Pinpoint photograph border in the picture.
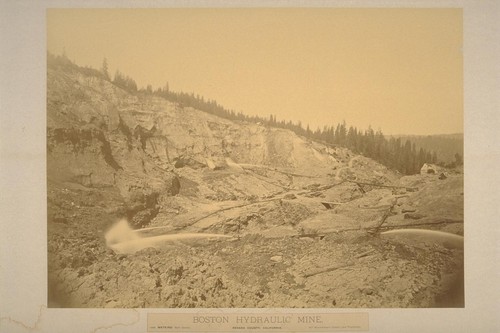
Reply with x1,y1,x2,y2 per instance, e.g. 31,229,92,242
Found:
1,0,498,332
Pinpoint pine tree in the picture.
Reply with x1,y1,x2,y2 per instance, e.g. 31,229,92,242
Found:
432,151,438,164
101,58,110,80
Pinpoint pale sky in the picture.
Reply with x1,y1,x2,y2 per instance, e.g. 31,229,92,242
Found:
47,8,463,135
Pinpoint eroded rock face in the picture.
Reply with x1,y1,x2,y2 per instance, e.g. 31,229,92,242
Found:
47,128,120,188
47,66,464,309
47,67,364,178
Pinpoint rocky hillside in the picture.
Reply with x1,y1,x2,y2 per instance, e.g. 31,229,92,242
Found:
47,65,464,308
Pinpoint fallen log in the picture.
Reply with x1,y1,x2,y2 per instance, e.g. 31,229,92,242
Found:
367,193,414,234
245,170,290,189
320,201,344,209
357,204,392,210
355,249,376,258
356,183,366,194
377,219,463,231
240,164,323,178
347,180,418,191
294,233,325,239
303,262,354,278
189,197,283,224
370,198,398,232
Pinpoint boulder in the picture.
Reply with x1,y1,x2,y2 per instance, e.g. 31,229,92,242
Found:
205,158,217,170
164,174,181,195
270,256,283,263
125,189,159,227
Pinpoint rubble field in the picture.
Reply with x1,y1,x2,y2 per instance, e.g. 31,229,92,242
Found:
47,66,464,308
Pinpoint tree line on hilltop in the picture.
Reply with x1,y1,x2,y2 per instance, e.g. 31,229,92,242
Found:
48,53,457,175
389,134,463,167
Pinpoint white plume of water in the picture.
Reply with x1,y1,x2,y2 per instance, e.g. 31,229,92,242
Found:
381,229,464,249
105,219,233,254
105,219,141,247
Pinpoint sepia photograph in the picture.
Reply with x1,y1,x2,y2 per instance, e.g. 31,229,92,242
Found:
45,8,465,309
2,1,499,332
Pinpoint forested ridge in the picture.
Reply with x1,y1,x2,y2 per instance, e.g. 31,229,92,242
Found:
388,134,463,166
48,53,462,175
